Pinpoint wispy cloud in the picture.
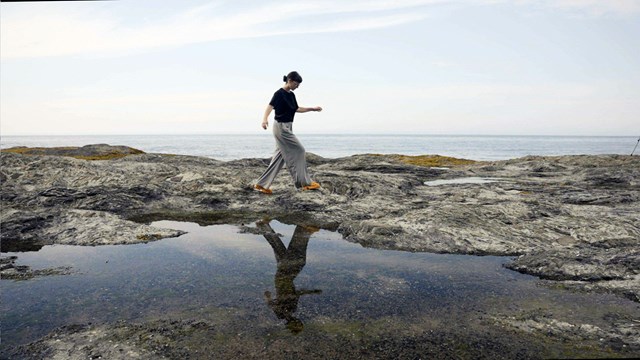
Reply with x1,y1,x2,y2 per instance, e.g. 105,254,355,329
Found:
0,0,437,59
1,0,638,59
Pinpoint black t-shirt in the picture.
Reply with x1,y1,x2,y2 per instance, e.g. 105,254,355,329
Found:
269,88,298,123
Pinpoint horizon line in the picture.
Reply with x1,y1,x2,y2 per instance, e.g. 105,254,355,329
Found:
1,133,638,138
0,132,640,142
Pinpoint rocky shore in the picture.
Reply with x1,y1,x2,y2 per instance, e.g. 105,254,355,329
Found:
2,144,638,300
1,144,639,358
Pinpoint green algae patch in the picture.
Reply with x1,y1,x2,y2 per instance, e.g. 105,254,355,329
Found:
1,145,145,161
393,154,477,167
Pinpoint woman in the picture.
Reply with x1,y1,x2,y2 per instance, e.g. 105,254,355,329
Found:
254,71,322,194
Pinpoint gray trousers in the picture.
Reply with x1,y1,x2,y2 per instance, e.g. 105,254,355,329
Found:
256,121,312,189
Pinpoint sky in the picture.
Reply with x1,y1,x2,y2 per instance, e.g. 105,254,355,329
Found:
1,0,639,136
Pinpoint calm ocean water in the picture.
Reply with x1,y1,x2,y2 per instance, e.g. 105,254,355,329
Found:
1,134,637,161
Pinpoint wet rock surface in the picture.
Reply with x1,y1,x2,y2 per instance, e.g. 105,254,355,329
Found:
0,144,144,160
5,314,635,360
1,146,638,300
1,145,639,358
0,255,72,280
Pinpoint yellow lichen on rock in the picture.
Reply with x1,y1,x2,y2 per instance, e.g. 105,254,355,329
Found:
393,154,477,167
1,145,144,161
71,153,142,161
1,147,76,155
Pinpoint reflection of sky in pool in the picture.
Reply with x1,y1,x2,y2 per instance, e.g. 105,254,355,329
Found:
2,220,638,352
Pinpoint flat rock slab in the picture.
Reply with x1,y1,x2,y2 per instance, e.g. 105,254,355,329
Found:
1,146,639,301
1,144,144,160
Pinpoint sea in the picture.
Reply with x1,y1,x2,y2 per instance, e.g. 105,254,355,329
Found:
1,134,638,161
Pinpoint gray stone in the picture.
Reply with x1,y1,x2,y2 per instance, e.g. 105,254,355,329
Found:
1,146,638,302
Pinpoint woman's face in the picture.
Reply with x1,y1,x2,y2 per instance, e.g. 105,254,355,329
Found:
288,80,300,91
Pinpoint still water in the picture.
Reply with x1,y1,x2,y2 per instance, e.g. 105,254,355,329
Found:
1,134,636,161
1,221,639,358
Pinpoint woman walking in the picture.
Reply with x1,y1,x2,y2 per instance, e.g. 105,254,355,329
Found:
254,71,322,194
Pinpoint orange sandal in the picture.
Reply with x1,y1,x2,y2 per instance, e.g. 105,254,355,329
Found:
302,182,321,191
254,184,273,195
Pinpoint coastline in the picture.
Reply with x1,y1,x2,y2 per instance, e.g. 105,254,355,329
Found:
2,134,637,162
2,144,638,299
1,144,639,358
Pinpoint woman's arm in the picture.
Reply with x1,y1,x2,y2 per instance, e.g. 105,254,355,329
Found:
296,106,323,113
261,105,274,129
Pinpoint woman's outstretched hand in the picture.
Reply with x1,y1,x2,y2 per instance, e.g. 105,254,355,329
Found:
313,106,323,112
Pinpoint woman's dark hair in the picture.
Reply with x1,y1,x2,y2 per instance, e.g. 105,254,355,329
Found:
283,71,302,83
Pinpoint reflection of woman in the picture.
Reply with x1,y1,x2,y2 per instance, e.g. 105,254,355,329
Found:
254,71,322,194
257,221,322,334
